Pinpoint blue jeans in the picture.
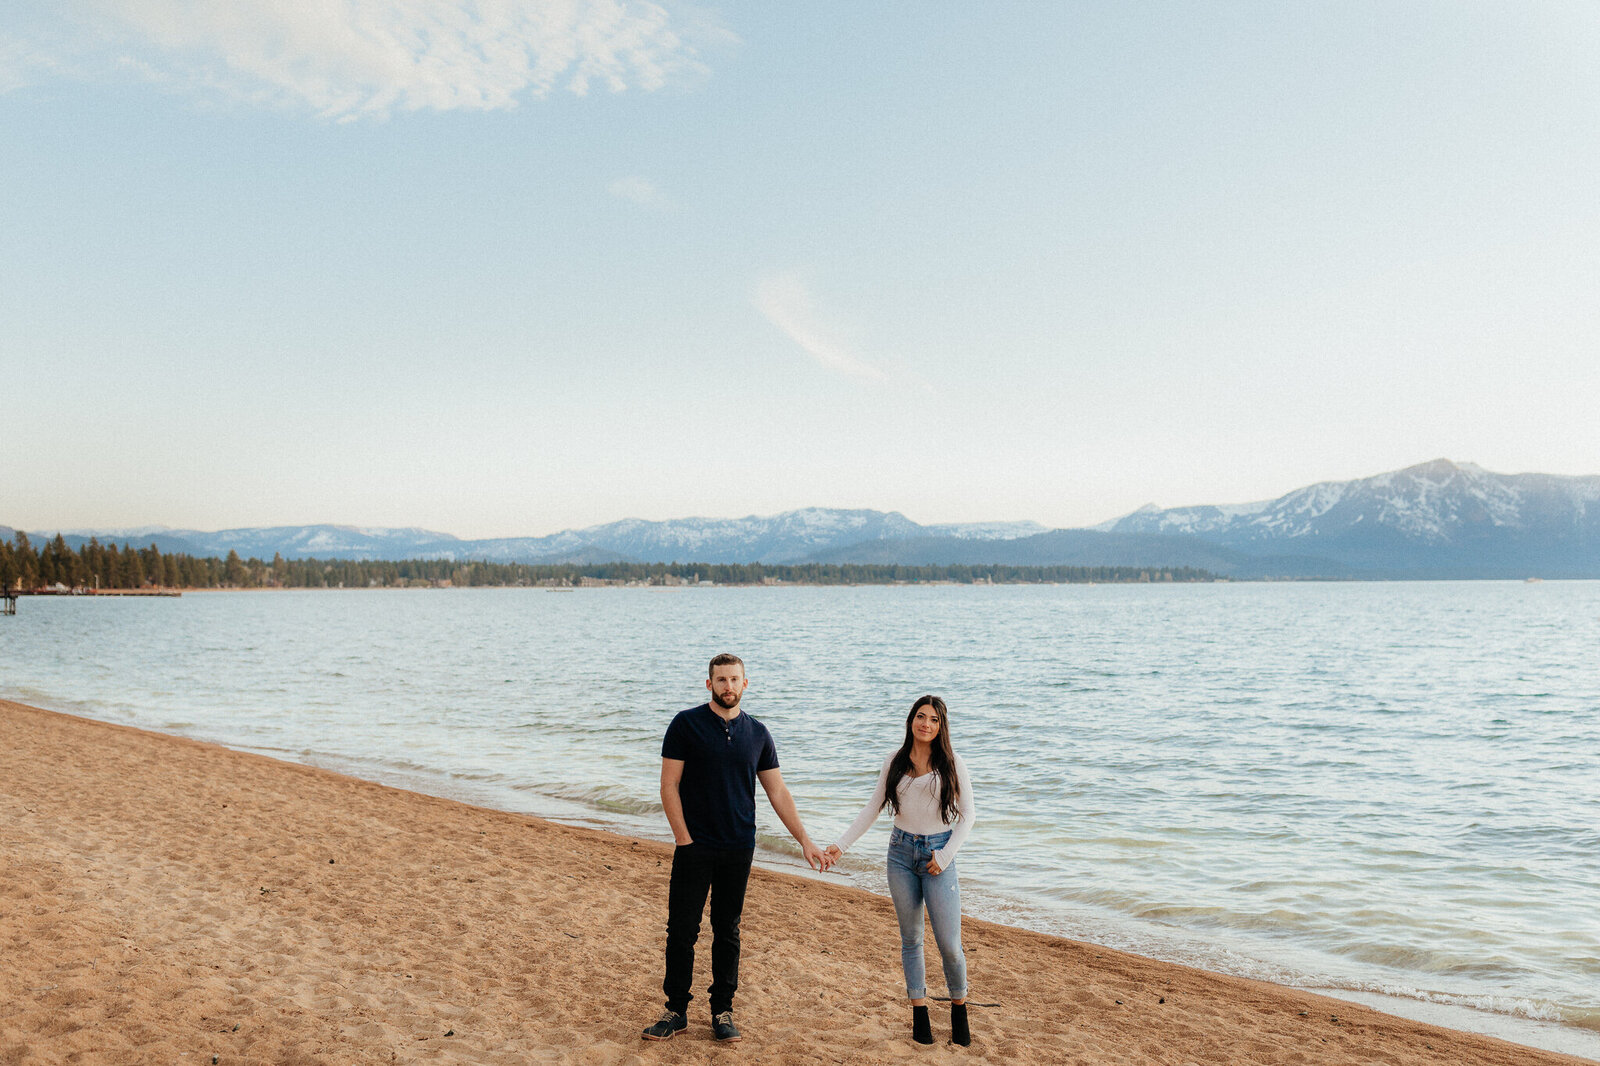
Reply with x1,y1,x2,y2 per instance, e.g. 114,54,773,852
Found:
886,827,967,1001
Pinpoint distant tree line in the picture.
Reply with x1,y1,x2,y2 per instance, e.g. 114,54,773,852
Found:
1,532,1214,591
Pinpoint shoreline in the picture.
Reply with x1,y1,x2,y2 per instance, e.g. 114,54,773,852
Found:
308,746,1600,1062
3,697,1594,1065
342,753,1600,1063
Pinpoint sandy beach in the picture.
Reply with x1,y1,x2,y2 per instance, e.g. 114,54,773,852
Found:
1,697,1588,1066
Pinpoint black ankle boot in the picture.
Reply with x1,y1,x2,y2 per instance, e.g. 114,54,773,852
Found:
912,1005,933,1044
950,1002,971,1046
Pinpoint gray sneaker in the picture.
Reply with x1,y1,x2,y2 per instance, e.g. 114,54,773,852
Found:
712,1011,742,1042
642,1009,687,1041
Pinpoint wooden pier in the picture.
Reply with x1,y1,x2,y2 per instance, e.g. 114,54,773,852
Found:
1,588,182,611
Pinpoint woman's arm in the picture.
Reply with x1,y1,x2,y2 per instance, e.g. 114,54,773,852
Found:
829,753,894,855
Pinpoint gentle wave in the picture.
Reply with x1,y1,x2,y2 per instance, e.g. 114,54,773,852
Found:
3,582,1598,1059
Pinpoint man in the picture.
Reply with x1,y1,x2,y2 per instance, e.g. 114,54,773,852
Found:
641,653,826,1043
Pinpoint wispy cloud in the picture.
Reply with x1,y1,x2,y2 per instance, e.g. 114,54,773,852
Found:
754,273,889,384
608,175,666,206
2,0,715,120
0,39,34,94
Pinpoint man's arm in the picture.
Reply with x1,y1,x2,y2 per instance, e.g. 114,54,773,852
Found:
661,757,692,845
757,767,825,871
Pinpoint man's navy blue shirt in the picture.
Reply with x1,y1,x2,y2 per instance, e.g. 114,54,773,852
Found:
662,703,778,850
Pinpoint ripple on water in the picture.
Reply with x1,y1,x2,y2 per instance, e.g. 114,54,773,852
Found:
3,582,1599,1055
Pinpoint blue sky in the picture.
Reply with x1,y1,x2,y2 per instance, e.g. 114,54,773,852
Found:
4,2,1598,538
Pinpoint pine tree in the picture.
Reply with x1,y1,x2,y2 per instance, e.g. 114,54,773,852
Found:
124,544,146,589
82,538,104,587
11,531,35,588
49,534,79,588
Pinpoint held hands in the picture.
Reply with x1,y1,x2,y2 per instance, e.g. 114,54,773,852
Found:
822,844,842,871
803,842,827,872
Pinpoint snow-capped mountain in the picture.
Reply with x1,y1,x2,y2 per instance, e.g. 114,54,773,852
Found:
363,509,933,564
39,510,1019,566
1099,459,1600,576
52,524,183,541
25,461,1600,576
199,525,465,558
924,520,1049,540
40,524,466,561
560,508,926,563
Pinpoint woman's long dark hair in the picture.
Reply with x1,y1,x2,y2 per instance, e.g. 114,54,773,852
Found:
882,694,961,825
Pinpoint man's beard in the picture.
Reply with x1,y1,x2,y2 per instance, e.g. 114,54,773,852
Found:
712,689,741,710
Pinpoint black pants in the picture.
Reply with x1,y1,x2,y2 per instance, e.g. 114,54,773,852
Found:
663,843,754,1016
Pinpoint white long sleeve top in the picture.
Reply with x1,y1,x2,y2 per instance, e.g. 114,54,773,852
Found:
831,752,975,870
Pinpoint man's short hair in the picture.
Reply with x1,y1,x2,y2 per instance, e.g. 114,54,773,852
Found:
708,653,745,678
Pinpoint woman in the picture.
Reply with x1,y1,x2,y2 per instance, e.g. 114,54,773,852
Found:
825,694,976,1046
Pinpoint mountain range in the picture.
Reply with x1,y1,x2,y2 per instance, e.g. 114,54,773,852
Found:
15,460,1600,579
1096,458,1600,578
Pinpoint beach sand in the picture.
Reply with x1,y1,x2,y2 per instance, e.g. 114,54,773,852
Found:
1,697,1587,1066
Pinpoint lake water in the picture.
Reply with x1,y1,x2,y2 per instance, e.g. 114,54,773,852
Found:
3,582,1597,1059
